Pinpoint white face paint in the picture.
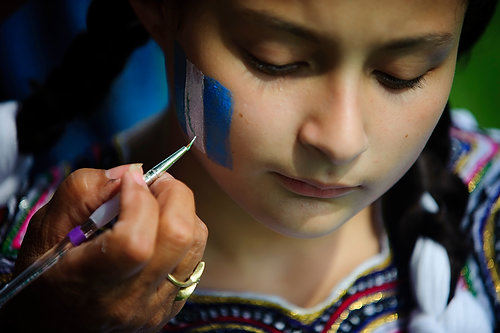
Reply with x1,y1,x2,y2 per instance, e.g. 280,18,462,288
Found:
174,44,235,169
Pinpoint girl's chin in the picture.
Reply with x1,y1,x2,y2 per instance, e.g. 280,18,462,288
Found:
254,210,352,239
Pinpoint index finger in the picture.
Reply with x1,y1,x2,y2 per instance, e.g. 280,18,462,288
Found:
19,165,133,262
59,168,160,280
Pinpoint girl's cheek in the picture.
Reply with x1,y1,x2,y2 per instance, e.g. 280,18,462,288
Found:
174,44,235,169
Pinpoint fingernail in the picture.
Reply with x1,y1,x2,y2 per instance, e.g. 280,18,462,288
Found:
105,165,129,180
129,163,146,187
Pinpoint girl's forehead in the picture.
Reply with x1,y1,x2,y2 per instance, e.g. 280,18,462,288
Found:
214,0,465,43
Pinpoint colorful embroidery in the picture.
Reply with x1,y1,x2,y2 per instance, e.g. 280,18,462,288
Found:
12,167,63,249
164,261,404,333
0,116,498,331
450,124,500,321
162,124,500,332
483,194,500,299
461,264,478,297
450,126,500,192
0,142,124,289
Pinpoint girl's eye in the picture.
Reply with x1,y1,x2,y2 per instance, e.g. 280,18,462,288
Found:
244,52,306,76
374,70,425,90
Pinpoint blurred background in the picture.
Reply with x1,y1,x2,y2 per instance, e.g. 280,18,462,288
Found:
0,0,498,163
0,0,167,163
450,7,500,128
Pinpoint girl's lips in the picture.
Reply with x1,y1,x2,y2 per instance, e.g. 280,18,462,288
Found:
274,173,359,199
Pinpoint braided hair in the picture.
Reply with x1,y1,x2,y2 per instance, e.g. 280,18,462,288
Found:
381,0,499,322
14,0,499,326
15,0,149,155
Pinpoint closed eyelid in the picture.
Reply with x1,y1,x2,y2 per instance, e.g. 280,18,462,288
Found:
369,39,455,77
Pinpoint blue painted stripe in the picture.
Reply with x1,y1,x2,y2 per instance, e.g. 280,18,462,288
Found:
203,76,233,168
174,44,187,134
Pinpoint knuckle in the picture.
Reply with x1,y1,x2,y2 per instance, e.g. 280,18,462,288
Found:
157,179,195,204
64,168,94,194
196,220,209,245
48,169,99,214
123,237,154,264
126,186,159,214
162,220,194,250
110,231,154,264
173,180,195,200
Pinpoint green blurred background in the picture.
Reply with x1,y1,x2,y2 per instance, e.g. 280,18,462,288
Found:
450,5,500,128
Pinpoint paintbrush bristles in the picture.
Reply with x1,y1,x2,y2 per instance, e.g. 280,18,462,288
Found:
187,136,197,150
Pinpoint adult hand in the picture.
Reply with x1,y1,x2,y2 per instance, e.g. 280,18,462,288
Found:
2,165,208,332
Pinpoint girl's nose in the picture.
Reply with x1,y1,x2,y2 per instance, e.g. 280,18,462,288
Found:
298,74,368,165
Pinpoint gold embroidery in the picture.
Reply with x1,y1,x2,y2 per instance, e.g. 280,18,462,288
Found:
450,131,490,193
192,324,268,333
468,163,489,193
483,195,500,298
191,254,393,325
326,290,396,332
454,154,469,175
360,313,399,333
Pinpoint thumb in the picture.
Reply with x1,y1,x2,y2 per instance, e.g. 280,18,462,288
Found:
19,165,139,261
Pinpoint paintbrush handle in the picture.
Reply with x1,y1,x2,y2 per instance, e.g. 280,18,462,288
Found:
0,237,73,308
0,139,195,308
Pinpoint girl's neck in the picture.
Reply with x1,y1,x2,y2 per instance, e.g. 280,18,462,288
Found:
126,110,383,308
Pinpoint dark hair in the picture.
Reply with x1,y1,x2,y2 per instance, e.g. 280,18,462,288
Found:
15,0,149,155
381,106,470,305
15,0,499,314
460,0,499,55
382,0,499,309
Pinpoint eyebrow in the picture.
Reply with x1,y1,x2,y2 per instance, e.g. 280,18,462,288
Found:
236,8,454,50
380,34,454,52
236,8,321,42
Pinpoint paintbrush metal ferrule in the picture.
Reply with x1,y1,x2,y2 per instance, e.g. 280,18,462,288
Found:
0,138,196,308
143,136,196,185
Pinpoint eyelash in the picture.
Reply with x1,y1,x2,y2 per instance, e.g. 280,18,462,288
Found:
374,71,425,90
244,52,305,76
245,52,426,90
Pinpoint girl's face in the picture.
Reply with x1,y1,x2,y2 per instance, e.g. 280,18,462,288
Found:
173,0,465,237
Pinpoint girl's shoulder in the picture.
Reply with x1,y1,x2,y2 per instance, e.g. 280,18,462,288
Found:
449,109,500,323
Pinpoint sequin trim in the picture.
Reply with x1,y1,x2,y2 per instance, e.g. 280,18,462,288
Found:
191,324,272,333
325,287,396,332
360,313,399,333
166,266,401,333
188,255,393,325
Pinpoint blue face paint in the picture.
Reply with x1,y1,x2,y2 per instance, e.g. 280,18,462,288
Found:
174,44,234,169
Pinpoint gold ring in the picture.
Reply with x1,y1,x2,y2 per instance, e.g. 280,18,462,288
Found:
175,282,198,301
167,262,205,301
167,262,205,288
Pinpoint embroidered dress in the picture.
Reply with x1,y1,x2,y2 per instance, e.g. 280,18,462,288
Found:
0,111,498,332
165,240,402,333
